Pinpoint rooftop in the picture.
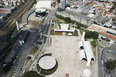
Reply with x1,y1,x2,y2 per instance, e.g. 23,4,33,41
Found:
100,32,116,40
39,56,56,70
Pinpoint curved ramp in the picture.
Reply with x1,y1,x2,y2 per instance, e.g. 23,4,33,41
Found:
21,8,35,26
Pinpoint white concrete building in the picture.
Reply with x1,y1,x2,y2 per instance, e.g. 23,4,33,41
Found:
54,24,75,32
35,1,52,9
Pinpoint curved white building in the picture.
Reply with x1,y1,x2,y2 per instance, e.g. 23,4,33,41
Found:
39,56,56,70
84,41,95,66
79,50,86,60
78,32,95,66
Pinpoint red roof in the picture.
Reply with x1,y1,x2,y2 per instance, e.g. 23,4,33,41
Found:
95,6,100,9
100,32,116,40
0,10,6,12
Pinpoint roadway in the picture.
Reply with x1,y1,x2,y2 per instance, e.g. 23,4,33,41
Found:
20,8,57,76
96,39,104,77
3,7,57,77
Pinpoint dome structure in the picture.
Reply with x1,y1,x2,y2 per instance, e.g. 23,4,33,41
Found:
39,56,56,70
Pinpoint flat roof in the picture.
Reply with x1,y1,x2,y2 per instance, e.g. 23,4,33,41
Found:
35,1,52,9
60,24,69,30
39,56,56,70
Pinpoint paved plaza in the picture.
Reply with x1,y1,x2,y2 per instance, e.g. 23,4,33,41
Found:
44,35,87,77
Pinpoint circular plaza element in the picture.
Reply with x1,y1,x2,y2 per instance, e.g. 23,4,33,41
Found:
83,69,91,77
39,56,56,70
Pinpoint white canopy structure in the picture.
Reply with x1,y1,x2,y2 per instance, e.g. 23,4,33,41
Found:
79,50,86,60
78,32,95,66
35,1,52,9
84,41,95,66
78,41,83,48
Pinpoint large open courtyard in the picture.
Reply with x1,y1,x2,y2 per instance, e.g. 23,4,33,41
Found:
44,35,87,77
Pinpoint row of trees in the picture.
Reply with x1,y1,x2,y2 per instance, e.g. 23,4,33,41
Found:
57,0,60,3
55,14,88,28
91,39,97,48
0,47,12,62
82,29,99,39
2,54,17,73
79,29,99,39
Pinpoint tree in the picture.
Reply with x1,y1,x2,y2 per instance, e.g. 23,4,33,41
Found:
66,4,70,7
85,31,99,39
91,39,97,48
57,0,60,3
105,59,116,70
2,62,12,73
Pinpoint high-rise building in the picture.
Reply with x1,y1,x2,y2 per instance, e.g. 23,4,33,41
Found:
61,0,66,10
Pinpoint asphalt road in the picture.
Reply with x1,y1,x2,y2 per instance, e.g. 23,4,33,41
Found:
96,40,104,77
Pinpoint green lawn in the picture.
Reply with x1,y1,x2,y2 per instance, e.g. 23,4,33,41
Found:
36,41,42,45
25,56,31,65
29,47,38,55
79,29,85,35
50,29,62,35
23,71,45,77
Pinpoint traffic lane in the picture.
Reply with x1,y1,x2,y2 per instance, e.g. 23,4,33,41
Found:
97,40,104,77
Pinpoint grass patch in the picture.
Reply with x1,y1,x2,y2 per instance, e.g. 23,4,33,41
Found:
36,41,42,45
91,40,97,58
28,20,40,26
79,29,85,35
23,71,45,77
25,56,31,65
29,47,38,55
72,30,78,36
50,29,62,35
51,24,54,29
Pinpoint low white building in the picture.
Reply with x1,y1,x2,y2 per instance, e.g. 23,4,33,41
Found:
54,24,75,33
35,1,52,9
